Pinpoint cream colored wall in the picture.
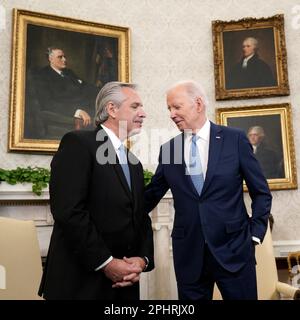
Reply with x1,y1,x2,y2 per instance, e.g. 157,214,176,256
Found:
1,0,300,241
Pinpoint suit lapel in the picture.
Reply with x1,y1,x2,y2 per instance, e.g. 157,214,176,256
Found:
128,154,139,210
95,126,133,200
113,145,133,201
113,160,133,200
201,122,223,196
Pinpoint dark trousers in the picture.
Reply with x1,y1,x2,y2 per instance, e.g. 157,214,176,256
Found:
177,244,257,300
83,279,140,300
43,275,140,300
110,282,140,300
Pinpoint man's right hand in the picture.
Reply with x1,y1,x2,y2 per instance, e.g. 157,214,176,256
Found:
103,258,142,284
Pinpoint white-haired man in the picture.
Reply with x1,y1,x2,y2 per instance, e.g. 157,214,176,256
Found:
227,37,276,89
247,126,283,179
145,80,272,300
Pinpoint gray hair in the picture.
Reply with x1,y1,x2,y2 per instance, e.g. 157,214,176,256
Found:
243,37,258,50
166,80,209,108
248,126,265,137
95,82,137,126
46,46,62,59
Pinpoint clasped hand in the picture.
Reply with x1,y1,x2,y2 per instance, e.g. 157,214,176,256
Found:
103,257,146,288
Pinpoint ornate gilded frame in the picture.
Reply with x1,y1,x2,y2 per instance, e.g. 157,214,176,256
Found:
216,103,297,191
212,14,289,100
9,9,130,153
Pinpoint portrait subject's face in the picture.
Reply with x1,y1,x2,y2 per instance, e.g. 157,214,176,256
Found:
247,130,263,146
115,87,146,137
49,49,67,71
242,39,256,58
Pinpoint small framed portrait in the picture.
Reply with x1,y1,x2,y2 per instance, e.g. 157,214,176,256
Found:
212,14,289,100
216,103,297,191
9,9,130,153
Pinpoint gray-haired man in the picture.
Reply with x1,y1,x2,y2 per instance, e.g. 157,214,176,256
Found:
39,82,154,300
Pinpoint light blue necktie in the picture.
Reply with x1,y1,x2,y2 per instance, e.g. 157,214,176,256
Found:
189,135,204,195
119,144,131,190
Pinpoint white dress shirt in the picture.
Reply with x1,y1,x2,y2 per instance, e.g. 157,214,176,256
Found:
252,144,257,154
102,125,123,159
242,53,254,68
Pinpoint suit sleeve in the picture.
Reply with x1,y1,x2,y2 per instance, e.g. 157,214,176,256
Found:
34,69,80,116
144,146,170,213
238,131,272,242
50,132,112,271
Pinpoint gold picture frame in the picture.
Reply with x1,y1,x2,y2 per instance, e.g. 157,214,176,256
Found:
9,9,130,153
216,103,297,191
212,14,289,100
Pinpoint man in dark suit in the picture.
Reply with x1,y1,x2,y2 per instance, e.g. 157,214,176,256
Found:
226,37,277,89
145,80,272,300
39,82,154,300
33,47,98,136
247,126,284,179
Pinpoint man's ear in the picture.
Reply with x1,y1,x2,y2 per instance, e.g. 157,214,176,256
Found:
195,97,204,112
107,102,116,119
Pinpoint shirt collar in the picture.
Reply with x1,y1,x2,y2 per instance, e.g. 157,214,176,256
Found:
194,118,210,142
51,66,64,75
243,53,255,63
185,119,210,143
101,124,122,150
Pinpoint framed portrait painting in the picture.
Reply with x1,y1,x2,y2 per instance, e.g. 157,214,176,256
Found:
216,103,297,191
9,9,130,153
212,14,289,100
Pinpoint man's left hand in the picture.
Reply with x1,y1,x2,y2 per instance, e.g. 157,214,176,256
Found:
112,256,146,288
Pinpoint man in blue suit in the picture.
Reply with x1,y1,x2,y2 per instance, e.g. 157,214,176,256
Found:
145,80,272,300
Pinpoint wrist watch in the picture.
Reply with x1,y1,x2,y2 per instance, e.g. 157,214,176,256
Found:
142,256,149,271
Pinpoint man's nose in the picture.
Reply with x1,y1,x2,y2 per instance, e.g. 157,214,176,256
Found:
139,109,146,118
170,110,177,119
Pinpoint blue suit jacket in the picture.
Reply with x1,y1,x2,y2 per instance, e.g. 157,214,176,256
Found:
145,122,272,284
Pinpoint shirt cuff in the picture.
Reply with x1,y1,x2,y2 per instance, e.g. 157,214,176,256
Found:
252,236,261,244
94,256,113,271
142,256,149,271
74,109,82,118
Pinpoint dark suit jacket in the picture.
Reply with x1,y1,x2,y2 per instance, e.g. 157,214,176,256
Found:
34,66,98,117
39,127,154,299
226,54,277,89
145,122,272,284
255,142,284,179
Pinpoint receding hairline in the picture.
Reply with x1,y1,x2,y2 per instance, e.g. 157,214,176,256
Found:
166,80,208,107
47,47,64,57
166,80,198,94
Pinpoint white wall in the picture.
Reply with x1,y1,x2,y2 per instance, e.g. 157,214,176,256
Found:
1,0,300,241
